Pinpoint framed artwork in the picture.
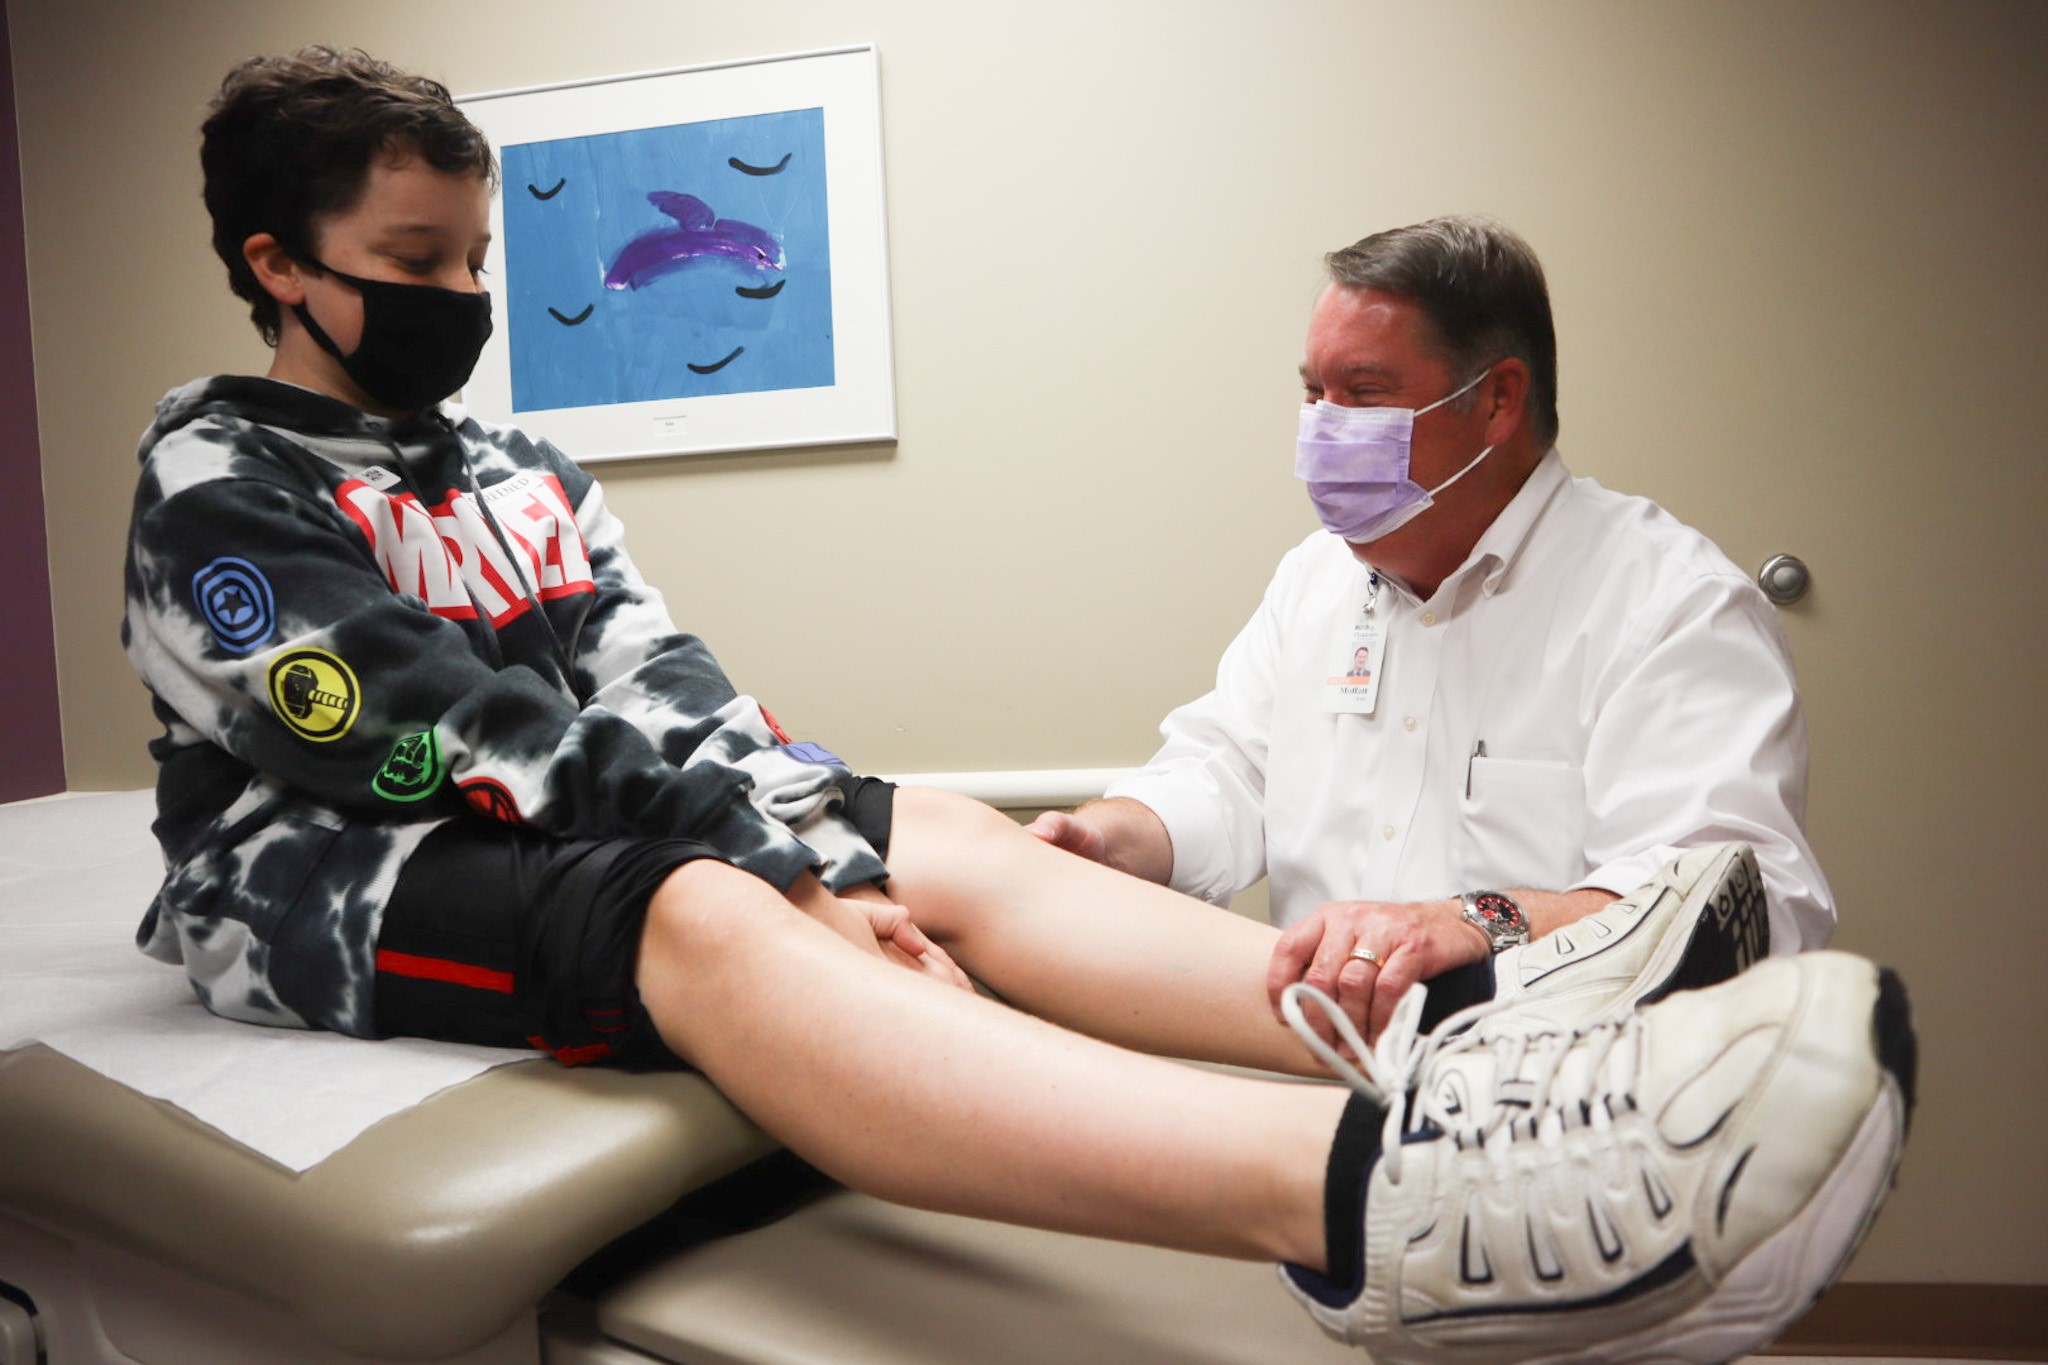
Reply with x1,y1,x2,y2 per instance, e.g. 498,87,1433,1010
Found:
459,46,895,463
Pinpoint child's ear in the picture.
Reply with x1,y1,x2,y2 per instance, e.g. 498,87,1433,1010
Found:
243,233,306,306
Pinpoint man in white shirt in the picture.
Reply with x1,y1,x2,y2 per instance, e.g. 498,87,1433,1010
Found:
1031,215,1832,1038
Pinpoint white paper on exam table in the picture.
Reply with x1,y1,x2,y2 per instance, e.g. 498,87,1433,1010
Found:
0,789,523,1172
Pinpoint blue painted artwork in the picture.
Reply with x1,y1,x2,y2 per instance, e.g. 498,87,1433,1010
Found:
501,107,833,411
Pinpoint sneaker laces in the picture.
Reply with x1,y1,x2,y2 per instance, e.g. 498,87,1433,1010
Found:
1281,982,1635,1186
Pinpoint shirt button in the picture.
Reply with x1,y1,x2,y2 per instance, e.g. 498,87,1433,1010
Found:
1382,825,1397,841
1403,716,1418,732
1421,611,1438,626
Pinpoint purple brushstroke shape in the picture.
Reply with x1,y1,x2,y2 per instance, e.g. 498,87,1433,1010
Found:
603,192,784,291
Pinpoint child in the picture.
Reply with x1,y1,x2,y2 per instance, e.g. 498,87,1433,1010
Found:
120,47,1912,1362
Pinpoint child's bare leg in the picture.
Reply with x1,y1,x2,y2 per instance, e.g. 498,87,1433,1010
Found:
636,857,1344,1266
877,785,1313,1074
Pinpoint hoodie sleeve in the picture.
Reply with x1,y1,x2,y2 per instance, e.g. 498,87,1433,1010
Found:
124,441,824,891
490,430,889,891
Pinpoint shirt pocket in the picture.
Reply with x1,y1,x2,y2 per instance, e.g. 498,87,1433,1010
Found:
1457,756,1588,892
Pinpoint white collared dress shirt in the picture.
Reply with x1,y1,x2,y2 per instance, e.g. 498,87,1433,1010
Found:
1108,450,1834,951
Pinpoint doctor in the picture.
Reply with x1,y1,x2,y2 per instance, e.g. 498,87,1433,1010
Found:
1032,215,1832,1037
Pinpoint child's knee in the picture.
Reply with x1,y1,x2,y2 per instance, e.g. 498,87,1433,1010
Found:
641,857,780,965
892,783,1019,852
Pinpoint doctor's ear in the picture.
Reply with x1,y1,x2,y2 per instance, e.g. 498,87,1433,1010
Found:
243,233,308,306
1482,357,1531,437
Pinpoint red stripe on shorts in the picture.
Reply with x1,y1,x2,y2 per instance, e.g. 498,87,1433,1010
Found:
528,1034,613,1066
375,948,514,995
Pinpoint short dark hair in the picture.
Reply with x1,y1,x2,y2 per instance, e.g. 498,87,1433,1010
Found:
1324,215,1559,448
200,47,498,344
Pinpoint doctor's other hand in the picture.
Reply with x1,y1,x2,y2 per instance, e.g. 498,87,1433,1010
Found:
1267,897,1488,1044
1025,810,1111,864
1025,798,1175,883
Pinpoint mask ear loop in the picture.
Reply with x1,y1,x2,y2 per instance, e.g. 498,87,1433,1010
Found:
292,305,355,367
288,253,355,366
1424,443,1495,499
1416,365,1501,497
1413,366,1493,418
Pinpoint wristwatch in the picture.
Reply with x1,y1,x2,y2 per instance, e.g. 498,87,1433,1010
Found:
1459,890,1530,953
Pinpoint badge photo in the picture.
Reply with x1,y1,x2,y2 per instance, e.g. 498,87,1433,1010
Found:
1323,620,1384,716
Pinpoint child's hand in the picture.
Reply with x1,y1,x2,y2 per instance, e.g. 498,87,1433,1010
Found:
788,875,974,991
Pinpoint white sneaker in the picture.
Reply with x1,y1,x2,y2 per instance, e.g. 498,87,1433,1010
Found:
1280,951,1915,1365
1487,842,1769,1032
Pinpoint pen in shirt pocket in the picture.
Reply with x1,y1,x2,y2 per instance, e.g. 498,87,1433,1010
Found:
1466,739,1486,798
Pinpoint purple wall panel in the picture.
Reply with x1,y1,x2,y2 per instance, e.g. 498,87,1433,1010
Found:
0,0,69,800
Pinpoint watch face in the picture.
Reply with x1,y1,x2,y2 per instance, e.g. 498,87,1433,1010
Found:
1463,891,1529,952
1469,892,1525,929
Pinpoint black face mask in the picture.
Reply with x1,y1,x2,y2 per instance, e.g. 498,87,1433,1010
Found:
292,257,493,413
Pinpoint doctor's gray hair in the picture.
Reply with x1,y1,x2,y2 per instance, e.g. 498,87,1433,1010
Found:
1324,215,1559,449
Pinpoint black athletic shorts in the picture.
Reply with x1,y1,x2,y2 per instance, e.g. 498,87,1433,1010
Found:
373,776,897,1069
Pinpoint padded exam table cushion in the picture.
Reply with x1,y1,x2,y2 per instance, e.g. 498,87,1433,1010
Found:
0,789,775,1359
0,1042,773,1359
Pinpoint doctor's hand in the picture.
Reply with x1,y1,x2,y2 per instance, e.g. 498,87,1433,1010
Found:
1267,897,1490,1045
788,875,975,992
1024,810,1111,864
1025,798,1174,883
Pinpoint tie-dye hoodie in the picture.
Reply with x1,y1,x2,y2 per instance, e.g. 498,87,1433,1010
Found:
122,376,885,1037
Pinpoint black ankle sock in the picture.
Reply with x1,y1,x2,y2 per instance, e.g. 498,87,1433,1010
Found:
1292,969,1487,1303
1314,1091,1387,1301
1418,956,1496,1033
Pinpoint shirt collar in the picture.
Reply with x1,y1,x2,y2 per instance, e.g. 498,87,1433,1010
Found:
1356,448,1571,605
1463,447,1570,597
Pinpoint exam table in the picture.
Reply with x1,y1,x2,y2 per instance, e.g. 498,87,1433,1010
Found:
0,791,1357,1364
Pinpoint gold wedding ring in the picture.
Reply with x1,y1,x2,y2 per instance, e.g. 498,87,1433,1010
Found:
1347,946,1385,969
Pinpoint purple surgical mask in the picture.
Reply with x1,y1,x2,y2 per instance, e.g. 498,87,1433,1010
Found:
1294,370,1493,543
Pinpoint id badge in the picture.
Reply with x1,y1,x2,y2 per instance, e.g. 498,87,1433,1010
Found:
1323,619,1384,714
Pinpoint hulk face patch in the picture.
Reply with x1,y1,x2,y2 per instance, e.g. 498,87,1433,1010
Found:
373,729,444,803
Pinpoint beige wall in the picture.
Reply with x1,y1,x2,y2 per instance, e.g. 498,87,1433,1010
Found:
11,0,2046,1284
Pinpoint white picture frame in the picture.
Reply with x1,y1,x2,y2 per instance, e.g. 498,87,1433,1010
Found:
459,45,895,463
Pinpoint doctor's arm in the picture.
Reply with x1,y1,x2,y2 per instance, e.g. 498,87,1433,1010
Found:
1566,573,1834,952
